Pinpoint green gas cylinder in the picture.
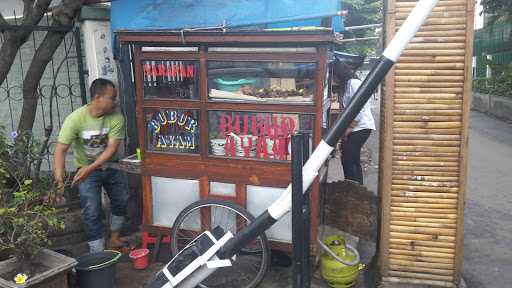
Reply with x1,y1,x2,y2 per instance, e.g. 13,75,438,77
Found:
320,235,362,288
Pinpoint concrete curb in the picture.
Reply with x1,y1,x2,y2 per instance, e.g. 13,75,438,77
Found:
472,92,512,122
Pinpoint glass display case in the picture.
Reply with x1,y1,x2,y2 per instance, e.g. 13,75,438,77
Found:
121,30,333,248
208,61,316,104
208,111,313,161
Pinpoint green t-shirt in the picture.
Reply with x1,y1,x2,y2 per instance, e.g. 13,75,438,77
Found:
58,105,125,168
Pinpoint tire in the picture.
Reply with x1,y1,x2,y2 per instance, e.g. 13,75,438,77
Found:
170,199,270,288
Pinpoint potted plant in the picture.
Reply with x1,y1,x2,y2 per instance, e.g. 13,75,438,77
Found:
0,127,77,287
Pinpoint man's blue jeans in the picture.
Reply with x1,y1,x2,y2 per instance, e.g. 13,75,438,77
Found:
78,168,128,242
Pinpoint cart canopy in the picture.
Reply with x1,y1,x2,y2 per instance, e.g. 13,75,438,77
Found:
111,0,344,32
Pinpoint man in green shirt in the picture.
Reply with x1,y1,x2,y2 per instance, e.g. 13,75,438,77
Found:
53,78,129,253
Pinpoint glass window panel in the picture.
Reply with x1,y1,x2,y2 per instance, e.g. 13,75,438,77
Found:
142,60,199,100
209,182,236,197
208,61,316,104
145,108,200,154
208,111,313,161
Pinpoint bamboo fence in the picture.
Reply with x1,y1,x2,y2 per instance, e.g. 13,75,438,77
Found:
380,0,473,286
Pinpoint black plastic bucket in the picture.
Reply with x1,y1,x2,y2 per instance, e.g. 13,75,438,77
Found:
76,250,122,288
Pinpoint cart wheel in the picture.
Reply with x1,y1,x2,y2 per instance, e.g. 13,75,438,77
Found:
171,199,270,288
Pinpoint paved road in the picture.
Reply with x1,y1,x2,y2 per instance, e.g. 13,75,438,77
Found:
462,111,512,288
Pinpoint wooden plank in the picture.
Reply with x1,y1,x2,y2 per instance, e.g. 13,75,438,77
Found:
454,0,474,283
379,0,397,278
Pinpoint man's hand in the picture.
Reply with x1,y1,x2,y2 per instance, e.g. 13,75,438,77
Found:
45,179,66,206
72,165,93,186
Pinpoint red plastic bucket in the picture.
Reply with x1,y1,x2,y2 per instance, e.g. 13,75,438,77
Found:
129,248,150,270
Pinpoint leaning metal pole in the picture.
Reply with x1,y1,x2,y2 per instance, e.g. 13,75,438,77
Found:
218,0,441,259
148,0,441,286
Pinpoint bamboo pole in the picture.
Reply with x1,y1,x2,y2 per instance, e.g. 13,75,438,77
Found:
392,180,459,188
393,134,461,141
398,55,465,63
396,69,464,76
393,151,459,158
410,36,466,44
392,184,459,193
395,87,464,93
395,93,461,99
391,216,457,225
397,17,466,26
388,270,454,282
396,63,465,70
392,174,459,182
393,127,461,134
414,30,466,37
402,49,465,56
389,244,455,255
393,115,461,122
384,276,456,287
393,170,460,177
391,207,458,214
392,155,460,163
392,160,459,167
389,238,456,249
395,99,462,105
390,213,458,220
396,11,466,20
391,190,459,198
389,258,455,270
397,5,465,14
393,151,460,157
389,254,455,265
395,0,466,8
390,220,457,229
392,196,457,204
393,122,461,128
395,81,463,88
392,140,461,147
393,115,461,121
391,197,458,205
394,104,461,111
391,202,458,209
404,43,466,50
396,75,465,82
390,232,455,243
398,25,466,33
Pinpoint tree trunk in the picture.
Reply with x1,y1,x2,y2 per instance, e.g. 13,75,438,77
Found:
0,32,22,87
18,31,68,132
0,0,53,87
17,0,81,133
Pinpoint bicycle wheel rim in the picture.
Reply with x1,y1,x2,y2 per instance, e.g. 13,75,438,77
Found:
171,200,269,288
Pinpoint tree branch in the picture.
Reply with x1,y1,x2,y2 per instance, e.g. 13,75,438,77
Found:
0,0,53,88
18,0,81,133
0,13,8,26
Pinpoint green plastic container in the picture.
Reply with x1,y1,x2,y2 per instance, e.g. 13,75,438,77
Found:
214,78,256,92
320,235,362,288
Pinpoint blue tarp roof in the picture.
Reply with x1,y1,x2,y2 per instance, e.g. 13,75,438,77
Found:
111,0,344,32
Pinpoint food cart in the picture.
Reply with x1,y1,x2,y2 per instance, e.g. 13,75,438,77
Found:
116,30,335,250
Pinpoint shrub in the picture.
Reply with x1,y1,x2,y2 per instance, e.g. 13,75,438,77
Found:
0,127,64,272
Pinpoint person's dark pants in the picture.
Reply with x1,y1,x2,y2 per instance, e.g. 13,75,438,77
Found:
78,168,128,244
341,129,372,184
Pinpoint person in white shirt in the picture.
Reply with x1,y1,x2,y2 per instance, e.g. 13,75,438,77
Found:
336,62,376,184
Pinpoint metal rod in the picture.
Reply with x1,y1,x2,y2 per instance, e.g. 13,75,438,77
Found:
292,134,305,288
0,24,73,32
74,27,88,105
